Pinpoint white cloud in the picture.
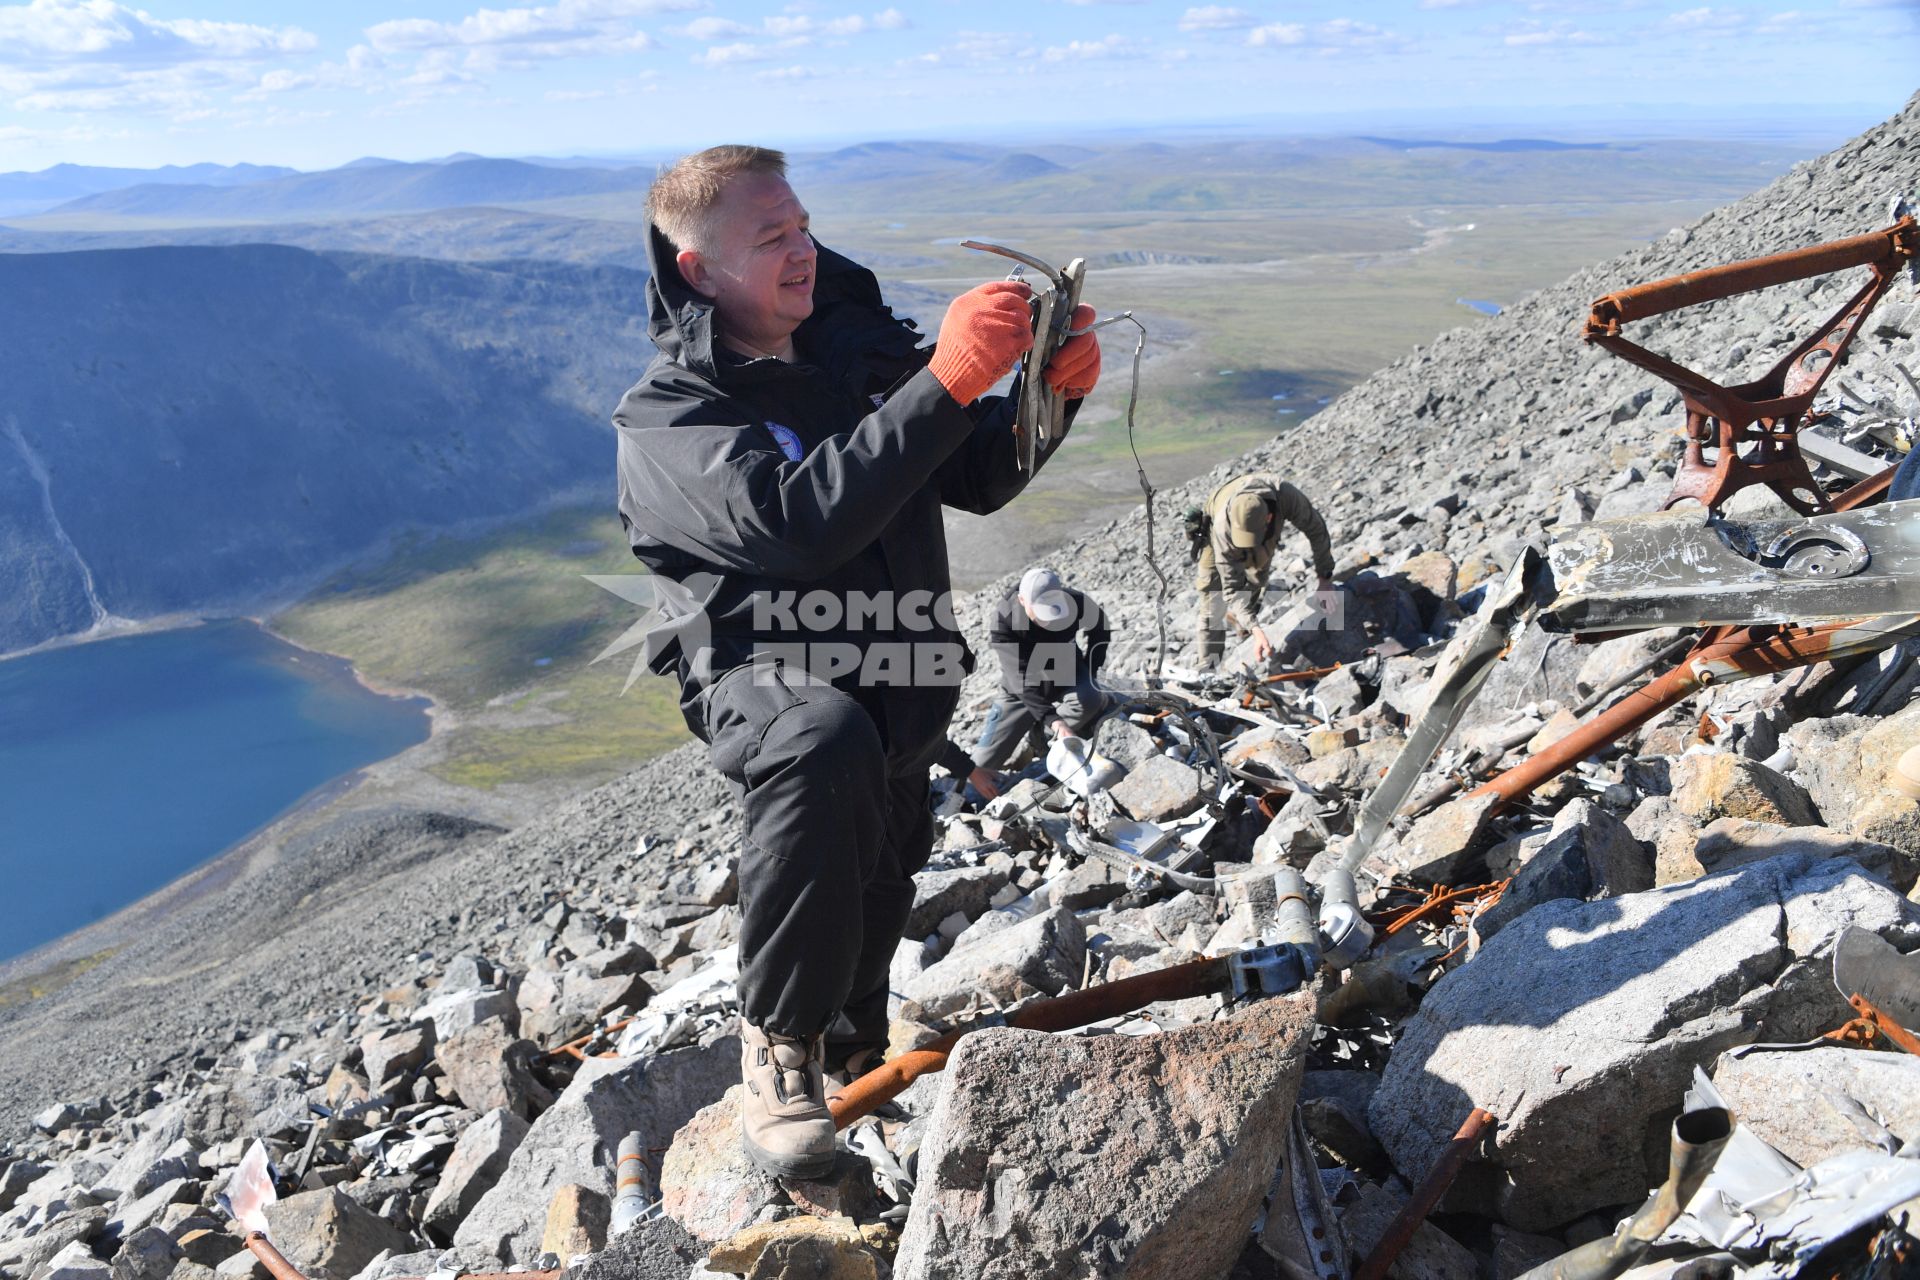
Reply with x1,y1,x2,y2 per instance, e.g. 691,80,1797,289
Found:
680,15,754,39
1041,32,1144,60
1178,6,1255,31
365,0,696,67
0,0,314,62
899,28,1031,66
755,62,822,78
1247,22,1305,45
693,40,767,65
1659,5,1802,35
1247,17,1406,52
0,1,324,116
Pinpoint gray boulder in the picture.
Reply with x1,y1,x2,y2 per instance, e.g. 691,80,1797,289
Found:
1472,800,1652,945
1710,1044,1920,1168
260,1189,411,1280
436,1019,548,1119
183,1074,308,1145
1,1159,47,1213
33,1241,111,1280
1338,1181,1476,1280
902,906,1086,1020
413,988,516,1042
453,1033,737,1264
1678,818,1915,893
565,1212,703,1280
1109,754,1204,824
94,1117,199,1203
906,866,1011,939
0,1207,108,1279
108,1226,180,1280
420,1107,529,1240
360,1026,435,1091
894,993,1315,1280
1370,854,1919,1230
1668,752,1819,827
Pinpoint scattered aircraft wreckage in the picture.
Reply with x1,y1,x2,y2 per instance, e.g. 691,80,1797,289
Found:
209,217,1920,1280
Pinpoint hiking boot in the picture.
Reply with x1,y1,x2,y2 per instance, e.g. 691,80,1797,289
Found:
738,1022,836,1178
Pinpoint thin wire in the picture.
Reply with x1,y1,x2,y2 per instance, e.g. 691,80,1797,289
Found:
1070,311,1164,684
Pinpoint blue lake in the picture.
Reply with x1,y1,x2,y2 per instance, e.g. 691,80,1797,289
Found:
0,620,430,963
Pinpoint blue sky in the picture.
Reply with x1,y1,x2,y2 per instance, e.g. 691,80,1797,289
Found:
1,0,1916,171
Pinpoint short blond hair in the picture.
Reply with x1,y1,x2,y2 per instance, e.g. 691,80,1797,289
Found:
646,145,788,254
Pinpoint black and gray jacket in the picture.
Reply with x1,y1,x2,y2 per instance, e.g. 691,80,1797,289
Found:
986,587,1111,726
613,222,1077,761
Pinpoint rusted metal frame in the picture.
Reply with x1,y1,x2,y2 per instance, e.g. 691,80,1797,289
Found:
1585,221,1917,332
1847,992,1920,1057
1369,881,1509,937
1589,269,1889,515
1467,614,1920,810
1353,1108,1498,1280
828,955,1232,1129
1582,218,1916,515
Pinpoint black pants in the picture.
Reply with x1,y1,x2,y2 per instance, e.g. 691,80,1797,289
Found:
703,658,940,1041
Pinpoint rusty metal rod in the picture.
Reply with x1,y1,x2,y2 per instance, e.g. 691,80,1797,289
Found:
245,1233,309,1280
1588,220,1916,332
1469,613,1920,811
828,955,1231,1129
1354,1108,1497,1280
1465,627,1734,807
1851,992,1920,1057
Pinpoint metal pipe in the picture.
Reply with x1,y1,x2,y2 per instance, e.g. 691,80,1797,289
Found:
827,956,1232,1129
1354,1108,1497,1280
1317,867,1374,969
1271,868,1317,948
245,1233,309,1280
1467,614,1920,810
1516,1107,1732,1280
1586,220,1916,332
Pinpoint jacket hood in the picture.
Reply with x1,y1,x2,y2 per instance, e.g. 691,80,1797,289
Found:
643,219,900,382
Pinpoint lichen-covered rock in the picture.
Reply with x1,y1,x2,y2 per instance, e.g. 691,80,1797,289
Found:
1371,854,1919,1230
894,993,1315,1280
1669,752,1819,827
420,1107,528,1240
453,1035,737,1264
902,906,1085,1020
260,1188,411,1280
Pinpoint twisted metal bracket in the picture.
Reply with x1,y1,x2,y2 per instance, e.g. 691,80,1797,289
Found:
1583,216,1919,515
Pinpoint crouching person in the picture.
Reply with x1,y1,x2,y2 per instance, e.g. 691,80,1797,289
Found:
971,566,1113,771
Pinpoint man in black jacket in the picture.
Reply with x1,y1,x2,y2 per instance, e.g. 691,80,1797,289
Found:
612,146,1099,1175
971,566,1112,771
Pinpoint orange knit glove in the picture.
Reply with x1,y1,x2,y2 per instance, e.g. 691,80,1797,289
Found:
929,280,1034,405
1043,304,1100,398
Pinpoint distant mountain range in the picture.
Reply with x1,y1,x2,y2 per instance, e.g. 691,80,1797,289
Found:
0,162,296,217
1355,136,1614,153
2,136,1814,230
0,244,653,656
40,158,656,220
